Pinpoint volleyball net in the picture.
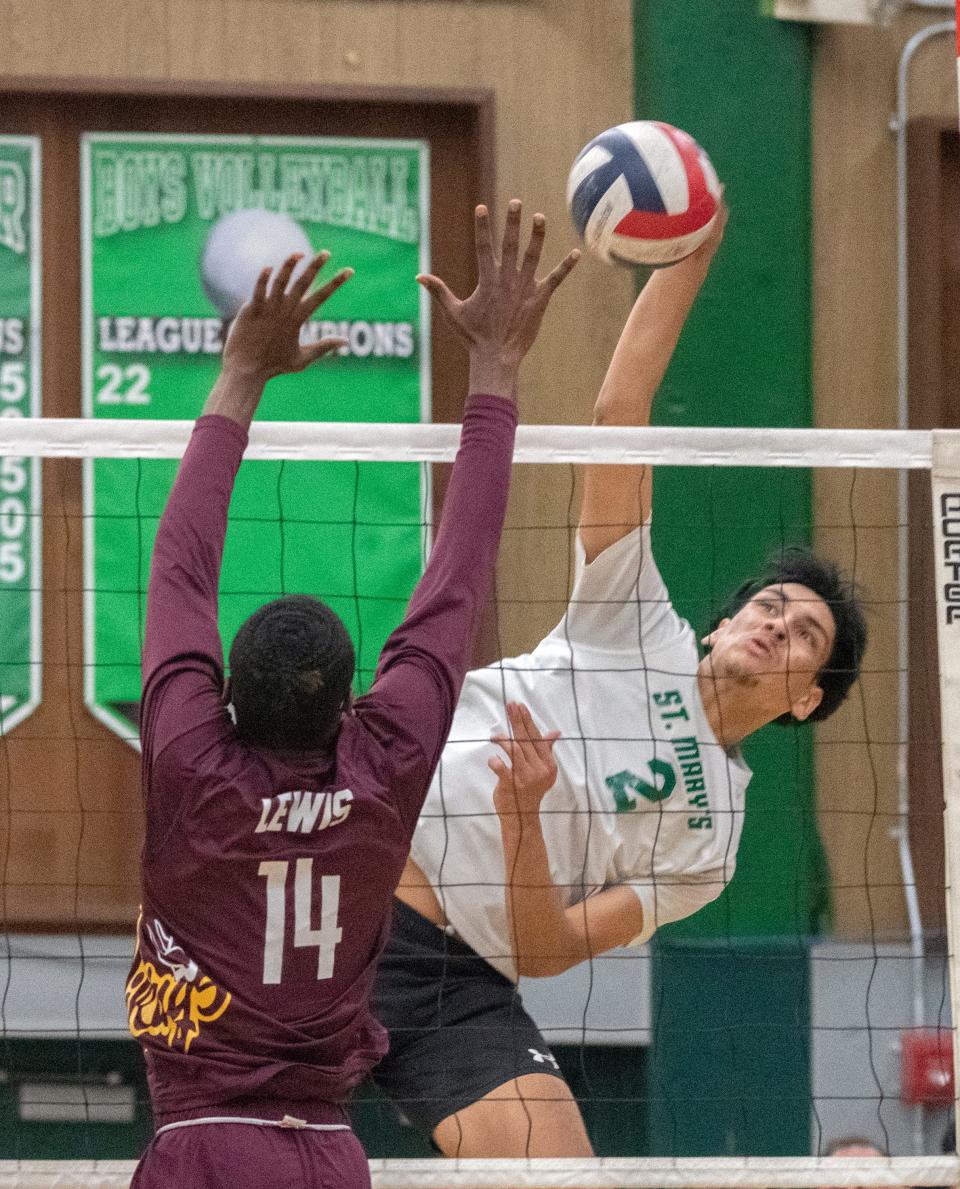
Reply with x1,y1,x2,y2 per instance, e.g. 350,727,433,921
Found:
0,419,958,1187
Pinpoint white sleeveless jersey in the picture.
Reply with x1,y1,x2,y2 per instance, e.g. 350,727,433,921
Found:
409,523,751,980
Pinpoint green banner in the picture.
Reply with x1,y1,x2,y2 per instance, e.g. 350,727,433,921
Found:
0,137,41,733
81,133,430,744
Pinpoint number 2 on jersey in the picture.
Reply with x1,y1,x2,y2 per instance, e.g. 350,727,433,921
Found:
258,859,343,985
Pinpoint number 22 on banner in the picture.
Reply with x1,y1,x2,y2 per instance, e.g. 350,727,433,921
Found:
95,362,152,405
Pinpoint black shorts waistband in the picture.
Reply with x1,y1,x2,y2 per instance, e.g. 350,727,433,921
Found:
390,898,508,975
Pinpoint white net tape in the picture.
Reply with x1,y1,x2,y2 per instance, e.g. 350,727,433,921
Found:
0,1156,957,1188
0,418,934,467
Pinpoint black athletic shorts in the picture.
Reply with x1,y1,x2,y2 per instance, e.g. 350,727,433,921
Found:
370,899,566,1135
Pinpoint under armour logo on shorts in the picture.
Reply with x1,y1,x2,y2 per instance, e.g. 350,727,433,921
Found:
527,1047,559,1070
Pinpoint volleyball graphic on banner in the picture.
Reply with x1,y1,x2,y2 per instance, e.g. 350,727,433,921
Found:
201,208,314,319
566,120,721,266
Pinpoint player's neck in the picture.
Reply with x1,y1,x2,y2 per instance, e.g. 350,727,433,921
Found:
696,664,772,749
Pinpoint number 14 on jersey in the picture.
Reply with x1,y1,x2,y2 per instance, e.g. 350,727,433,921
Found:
258,859,343,986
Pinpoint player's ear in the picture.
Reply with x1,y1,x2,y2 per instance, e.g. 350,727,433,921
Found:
789,680,824,722
701,617,730,647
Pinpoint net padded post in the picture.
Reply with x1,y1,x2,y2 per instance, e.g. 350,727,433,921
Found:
930,430,960,1139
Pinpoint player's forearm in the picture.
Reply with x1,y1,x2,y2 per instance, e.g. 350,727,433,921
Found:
371,390,516,776
201,363,269,432
143,416,246,683
593,252,714,428
397,391,516,635
499,812,586,978
467,349,519,403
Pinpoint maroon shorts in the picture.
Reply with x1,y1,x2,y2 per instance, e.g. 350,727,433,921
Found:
131,1121,371,1189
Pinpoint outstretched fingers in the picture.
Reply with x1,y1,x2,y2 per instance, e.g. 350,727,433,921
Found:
491,703,559,775
303,267,354,317
509,702,560,765
268,253,303,302
519,213,547,285
538,247,581,299
500,199,522,274
302,336,349,367
288,250,332,304
416,273,462,324
249,266,273,312
488,754,510,780
474,204,497,283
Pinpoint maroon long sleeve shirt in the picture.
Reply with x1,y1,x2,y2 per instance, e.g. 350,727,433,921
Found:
126,396,517,1128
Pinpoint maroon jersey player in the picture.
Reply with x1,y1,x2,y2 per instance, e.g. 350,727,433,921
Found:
126,204,579,1189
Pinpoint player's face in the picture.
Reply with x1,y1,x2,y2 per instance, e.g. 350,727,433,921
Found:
705,582,837,720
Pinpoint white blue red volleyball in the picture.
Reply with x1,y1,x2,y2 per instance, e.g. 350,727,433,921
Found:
567,121,722,266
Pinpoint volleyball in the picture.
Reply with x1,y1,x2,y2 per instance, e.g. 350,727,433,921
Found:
566,120,722,266
200,208,314,319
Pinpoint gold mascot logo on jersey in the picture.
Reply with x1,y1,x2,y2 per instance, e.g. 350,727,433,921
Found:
126,915,231,1053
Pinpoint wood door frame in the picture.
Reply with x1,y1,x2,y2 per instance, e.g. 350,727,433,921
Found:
0,76,495,216
0,75,496,420
905,115,958,936
0,78,497,927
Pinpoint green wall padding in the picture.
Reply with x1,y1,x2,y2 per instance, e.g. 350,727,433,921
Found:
648,940,811,1154
635,0,825,942
635,1,817,1158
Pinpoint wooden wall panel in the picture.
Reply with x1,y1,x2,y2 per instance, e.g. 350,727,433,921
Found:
0,0,634,663
1,86,494,927
0,0,633,430
812,14,955,937
0,0,634,926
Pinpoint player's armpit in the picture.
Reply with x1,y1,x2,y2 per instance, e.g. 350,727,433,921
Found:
516,885,645,978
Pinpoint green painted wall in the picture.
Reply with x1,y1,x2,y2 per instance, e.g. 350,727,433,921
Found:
636,0,824,941
647,940,811,1154
636,1,817,1156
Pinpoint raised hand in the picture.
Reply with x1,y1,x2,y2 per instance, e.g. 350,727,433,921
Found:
490,702,560,818
204,252,353,428
683,194,728,269
418,201,580,398
223,251,353,382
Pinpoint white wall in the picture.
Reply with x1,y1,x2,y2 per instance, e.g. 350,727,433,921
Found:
810,940,953,1154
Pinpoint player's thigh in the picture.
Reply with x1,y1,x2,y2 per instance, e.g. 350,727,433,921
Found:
433,1072,594,1158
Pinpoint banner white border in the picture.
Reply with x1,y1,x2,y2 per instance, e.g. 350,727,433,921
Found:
0,134,42,735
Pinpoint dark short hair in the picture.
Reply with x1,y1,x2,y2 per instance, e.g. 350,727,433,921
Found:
706,547,867,725
228,595,355,750
823,1135,885,1157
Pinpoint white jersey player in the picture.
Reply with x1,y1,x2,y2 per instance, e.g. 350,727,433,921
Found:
410,517,751,980
370,205,866,1161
